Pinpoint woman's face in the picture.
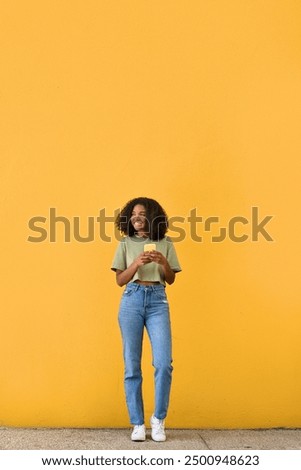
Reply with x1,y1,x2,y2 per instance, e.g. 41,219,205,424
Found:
130,204,148,234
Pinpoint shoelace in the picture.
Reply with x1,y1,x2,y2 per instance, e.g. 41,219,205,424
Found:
153,421,164,433
133,425,144,433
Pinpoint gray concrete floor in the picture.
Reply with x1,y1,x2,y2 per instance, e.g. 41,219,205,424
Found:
0,428,300,450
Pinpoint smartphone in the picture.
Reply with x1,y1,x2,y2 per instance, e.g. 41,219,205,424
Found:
144,243,156,252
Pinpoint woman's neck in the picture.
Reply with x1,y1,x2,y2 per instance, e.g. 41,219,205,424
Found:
135,231,149,238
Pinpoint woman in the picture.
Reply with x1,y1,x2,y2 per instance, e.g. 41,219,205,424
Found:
111,197,181,442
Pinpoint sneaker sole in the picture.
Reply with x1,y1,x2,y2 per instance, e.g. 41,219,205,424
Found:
151,436,166,442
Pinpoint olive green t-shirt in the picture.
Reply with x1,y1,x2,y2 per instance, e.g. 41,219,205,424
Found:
111,235,182,286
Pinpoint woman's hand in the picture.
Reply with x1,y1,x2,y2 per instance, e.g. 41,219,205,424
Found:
147,250,167,266
134,252,152,267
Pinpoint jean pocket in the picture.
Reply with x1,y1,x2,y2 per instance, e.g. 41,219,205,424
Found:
123,285,137,297
153,288,167,301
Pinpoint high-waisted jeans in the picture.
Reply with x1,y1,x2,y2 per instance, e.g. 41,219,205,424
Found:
118,282,173,425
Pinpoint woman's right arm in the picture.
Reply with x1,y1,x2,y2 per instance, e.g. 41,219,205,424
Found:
116,253,151,287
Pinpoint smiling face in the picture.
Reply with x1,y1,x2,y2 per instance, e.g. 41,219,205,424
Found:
130,204,148,236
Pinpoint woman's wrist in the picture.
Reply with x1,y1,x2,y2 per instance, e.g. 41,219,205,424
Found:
132,260,140,271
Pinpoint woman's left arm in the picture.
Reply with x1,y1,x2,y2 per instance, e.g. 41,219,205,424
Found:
148,250,176,285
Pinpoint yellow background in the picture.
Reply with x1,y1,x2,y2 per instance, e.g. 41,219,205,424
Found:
1,0,301,428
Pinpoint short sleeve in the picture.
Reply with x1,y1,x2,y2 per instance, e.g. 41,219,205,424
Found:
166,238,182,272
111,240,127,272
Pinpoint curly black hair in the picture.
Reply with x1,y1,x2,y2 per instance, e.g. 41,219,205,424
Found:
115,197,168,241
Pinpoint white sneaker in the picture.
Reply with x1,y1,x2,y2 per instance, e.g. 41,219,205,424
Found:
150,414,166,442
131,424,146,441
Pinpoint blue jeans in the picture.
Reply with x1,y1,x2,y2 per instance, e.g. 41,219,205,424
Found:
118,282,173,425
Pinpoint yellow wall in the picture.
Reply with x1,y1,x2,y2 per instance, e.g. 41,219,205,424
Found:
1,0,301,428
